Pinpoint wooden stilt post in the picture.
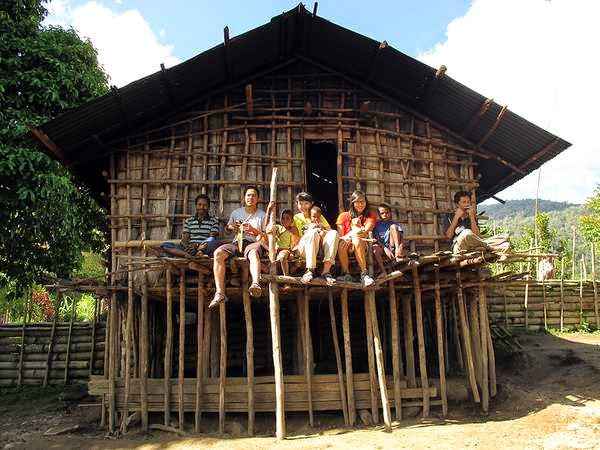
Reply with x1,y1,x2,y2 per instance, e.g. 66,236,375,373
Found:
478,276,489,413
524,262,530,330
364,295,379,423
368,290,392,431
580,257,584,326
434,270,448,416
328,290,349,425
452,297,464,371
411,267,430,417
108,290,117,432
469,292,483,387
121,261,134,433
164,268,173,426
267,167,285,439
44,290,62,387
456,271,480,403
202,305,212,378
179,268,186,431
388,282,403,420
195,273,205,433
218,300,227,434
340,289,356,426
592,243,599,329
303,288,314,426
560,259,565,332
402,295,416,387
63,295,77,384
542,278,548,330
482,291,497,397
242,266,255,436
140,266,149,431
101,297,109,428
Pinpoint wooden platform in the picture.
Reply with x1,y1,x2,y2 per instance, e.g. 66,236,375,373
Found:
89,373,438,413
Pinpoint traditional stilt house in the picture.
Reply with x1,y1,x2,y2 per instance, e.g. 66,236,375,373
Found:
34,5,570,437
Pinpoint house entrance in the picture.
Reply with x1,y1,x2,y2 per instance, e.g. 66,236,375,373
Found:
305,141,340,225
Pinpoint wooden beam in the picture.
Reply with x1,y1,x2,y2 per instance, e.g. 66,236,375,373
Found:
328,291,349,425
388,282,403,420
164,269,173,426
29,127,67,162
462,98,494,137
195,274,204,432
178,269,186,431
340,289,356,425
245,84,254,117
476,105,508,149
411,267,430,417
242,267,255,435
433,270,448,416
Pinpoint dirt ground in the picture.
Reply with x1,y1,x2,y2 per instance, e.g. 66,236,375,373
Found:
2,331,600,450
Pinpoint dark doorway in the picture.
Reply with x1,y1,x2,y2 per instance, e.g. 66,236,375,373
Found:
305,140,339,224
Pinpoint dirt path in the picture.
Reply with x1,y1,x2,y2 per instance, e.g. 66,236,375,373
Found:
2,332,600,450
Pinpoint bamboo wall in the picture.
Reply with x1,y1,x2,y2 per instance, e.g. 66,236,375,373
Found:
488,280,600,330
109,60,478,279
0,321,105,385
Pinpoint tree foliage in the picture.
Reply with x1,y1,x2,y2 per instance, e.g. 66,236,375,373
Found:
579,185,600,243
0,0,109,298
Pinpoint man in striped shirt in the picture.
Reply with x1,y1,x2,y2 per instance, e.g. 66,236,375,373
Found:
160,194,221,257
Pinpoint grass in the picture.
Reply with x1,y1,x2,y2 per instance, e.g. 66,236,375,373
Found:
0,385,64,415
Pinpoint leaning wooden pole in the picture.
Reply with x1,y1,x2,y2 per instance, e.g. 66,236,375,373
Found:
328,290,349,425
218,298,227,434
303,288,314,427
364,295,379,423
121,260,134,433
368,290,392,431
477,276,489,413
456,271,480,403
140,266,149,431
267,167,286,439
44,290,62,387
88,297,98,378
17,296,31,387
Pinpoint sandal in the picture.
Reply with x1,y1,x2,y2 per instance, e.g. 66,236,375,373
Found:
209,292,227,309
322,272,336,286
249,283,262,297
301,270,314,284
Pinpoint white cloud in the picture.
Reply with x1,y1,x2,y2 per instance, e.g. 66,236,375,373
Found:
419,0,600,204
46,1,180,87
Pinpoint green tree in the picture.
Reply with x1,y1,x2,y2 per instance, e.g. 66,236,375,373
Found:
580,185,600,243
0,0,109,301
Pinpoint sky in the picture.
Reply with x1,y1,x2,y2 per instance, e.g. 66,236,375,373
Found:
45,0,600,204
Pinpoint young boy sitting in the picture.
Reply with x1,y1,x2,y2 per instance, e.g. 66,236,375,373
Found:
267,208,300,276
373,202,405,274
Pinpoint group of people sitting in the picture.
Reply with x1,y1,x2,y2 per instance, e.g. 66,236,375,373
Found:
160,186,492,310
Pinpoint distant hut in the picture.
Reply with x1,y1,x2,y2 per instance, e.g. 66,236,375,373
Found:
34,5,570,437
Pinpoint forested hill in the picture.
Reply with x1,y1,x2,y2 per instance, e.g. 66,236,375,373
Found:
480,199,579,220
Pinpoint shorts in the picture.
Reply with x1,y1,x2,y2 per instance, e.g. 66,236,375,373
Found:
217,240,265,259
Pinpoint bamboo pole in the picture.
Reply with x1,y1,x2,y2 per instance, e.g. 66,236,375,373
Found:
179,269,186,430
340,289,356,426
364,296,379,423
469,292,483,387
452,298,464,371
560,259,565,331
478,278,489,413
388,282,403,420
120,260,134,433
411,267,430,417
592,243,599,329
524,261,530,330
101,297,109,428
195,273,205,433
303,288,314,426
140,267,149,431
43,290,62,387
267,167,286,439
108,291,117,432
328,291,349,425
580,257,584,326
218,300,227,434
456,272,480,403
368,291,392,431
403,294,416,387
63,297,77,384
242,267,255,435
572,226,576,280
542,277,547,330
482,291,497,397
164,268,173,426
434,270,448,416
